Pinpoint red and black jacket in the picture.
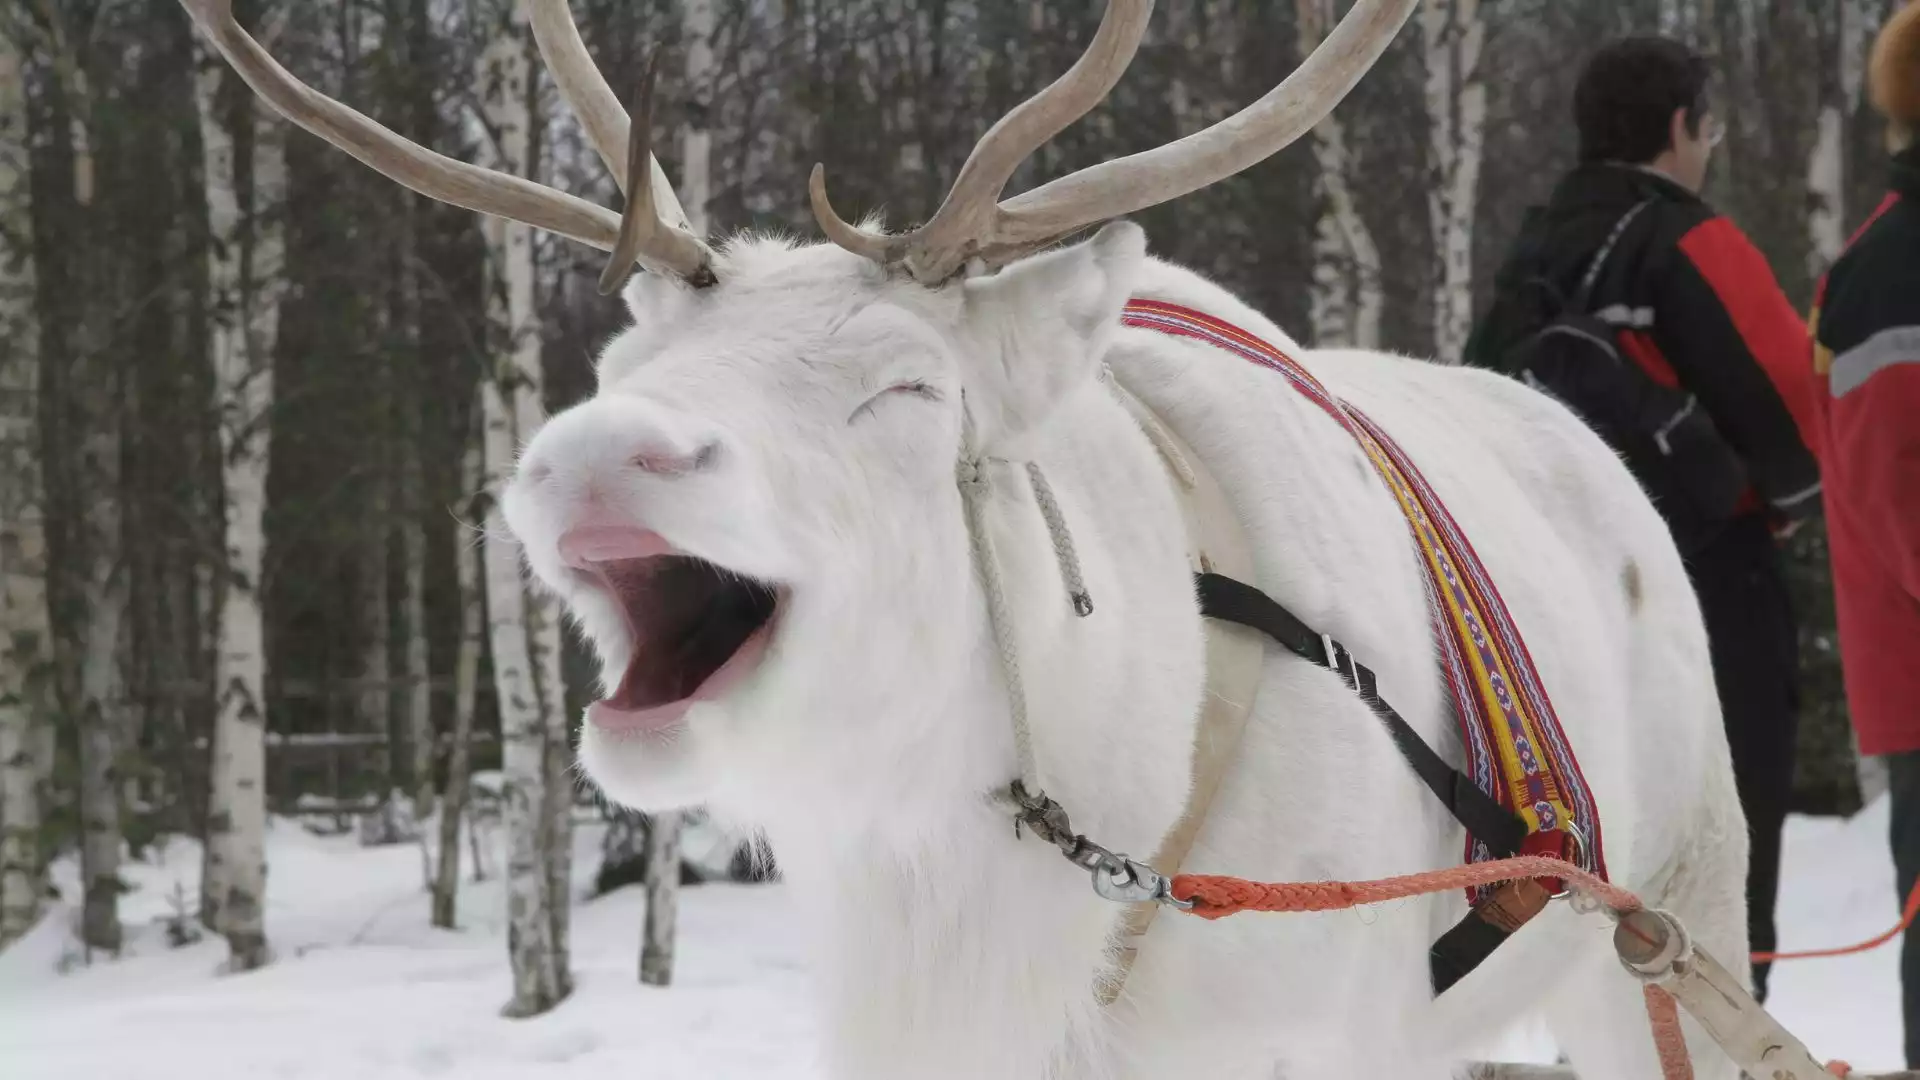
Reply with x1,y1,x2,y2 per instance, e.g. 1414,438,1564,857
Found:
1465,163,1821,549
1808,145,1920,756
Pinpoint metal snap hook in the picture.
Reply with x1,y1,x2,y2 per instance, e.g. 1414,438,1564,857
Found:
1089,853,1194,910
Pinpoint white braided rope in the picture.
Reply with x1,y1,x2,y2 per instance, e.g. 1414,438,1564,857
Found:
1025,462,1092,616
958,455,1046,799
956,406,1093,807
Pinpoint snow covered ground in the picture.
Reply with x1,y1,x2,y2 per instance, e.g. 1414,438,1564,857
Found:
0,797,1904,1079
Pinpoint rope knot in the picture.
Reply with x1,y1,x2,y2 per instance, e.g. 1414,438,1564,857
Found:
956,456,990,494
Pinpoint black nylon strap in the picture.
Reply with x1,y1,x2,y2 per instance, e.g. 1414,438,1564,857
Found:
1194,572,1527,861
1428,903,1519,995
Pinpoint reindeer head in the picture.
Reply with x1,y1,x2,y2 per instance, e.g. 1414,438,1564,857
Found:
184,0,1415,825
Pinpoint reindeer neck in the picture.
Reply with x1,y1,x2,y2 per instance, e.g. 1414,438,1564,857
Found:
756,379,1206,1079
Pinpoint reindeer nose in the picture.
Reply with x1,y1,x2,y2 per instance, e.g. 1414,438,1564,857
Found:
558,524,674,569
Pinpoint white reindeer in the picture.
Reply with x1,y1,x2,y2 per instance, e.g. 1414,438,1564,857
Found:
186,1,1749,1077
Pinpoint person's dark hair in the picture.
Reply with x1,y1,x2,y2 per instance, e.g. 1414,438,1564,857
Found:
1574,37,1712,164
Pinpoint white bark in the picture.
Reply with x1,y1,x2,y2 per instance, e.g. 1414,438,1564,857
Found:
1422,0,1485,366
639,813,680,984
1807,105,1845,279
639,0,716,989
0,31,50,947
432,439,485,928
1809,0,1879,282
1299,0,1382,350
196,50,282,972
531,570,571,986
481,4,568,1017
482,327,563,1015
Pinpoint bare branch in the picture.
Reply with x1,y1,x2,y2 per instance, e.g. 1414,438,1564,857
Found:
812,0,1418,284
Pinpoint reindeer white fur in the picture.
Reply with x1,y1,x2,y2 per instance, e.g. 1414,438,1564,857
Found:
500,223,1749,1080
185,0,1751,1075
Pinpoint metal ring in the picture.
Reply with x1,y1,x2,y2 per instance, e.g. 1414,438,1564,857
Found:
1546,822,1590,901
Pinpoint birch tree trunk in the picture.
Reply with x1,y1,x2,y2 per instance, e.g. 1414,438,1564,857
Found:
1807,0,1874,281
24,14,113,953
1298,0,1382,350
432,439,484,929
0,31,51,948
480,3,568,1017
194,47,236,939
75,435,124,958
640,0,716,989
400,476,432,822
530,566,571,990
195,45,281,972
394,0,435,827
53,60,124,957
360,513,391,796
1422,0,1486,365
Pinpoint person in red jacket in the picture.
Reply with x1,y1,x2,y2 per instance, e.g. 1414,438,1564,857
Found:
1808,1,1920,1065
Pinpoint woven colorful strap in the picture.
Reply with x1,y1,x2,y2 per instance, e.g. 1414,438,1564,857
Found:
1120,298,1609,899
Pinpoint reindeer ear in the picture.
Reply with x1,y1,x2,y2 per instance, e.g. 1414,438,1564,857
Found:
596,269,709,390
621,266,703,328
957,220,1147,450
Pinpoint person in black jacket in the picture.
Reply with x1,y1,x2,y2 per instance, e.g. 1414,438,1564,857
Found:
1464,36,1822,1002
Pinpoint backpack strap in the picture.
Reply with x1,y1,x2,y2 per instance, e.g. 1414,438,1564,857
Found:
1570,198,1658,312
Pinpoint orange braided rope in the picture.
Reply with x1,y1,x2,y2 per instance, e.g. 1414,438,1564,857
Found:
1752,875,1920,963
1170,854,1642,919
1641,984,1695,1080
1167,854,1856,1080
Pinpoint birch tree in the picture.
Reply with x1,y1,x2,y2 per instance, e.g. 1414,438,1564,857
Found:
0,24,50,948
640,0,716,989
73,416,124,959
358,510,392,805
432,438,485,930
33,38,125,957
390,0,436,826
195,34,282,971
479,1,570,1017
1807,0,1877,281
1298,0,1382,350
1423,0,1485,365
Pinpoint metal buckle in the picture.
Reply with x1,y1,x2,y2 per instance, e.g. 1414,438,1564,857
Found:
1089,852,1194,910
1319,632,1353,686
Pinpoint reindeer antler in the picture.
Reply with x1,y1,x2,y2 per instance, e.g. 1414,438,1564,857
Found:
521,0,710,291
180,0,715,288
811,0,1418,285
597,50,714,294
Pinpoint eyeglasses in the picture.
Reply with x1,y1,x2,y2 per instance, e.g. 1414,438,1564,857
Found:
1703,116,1725,148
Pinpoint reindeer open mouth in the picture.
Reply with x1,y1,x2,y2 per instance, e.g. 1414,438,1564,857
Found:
569,534,781,735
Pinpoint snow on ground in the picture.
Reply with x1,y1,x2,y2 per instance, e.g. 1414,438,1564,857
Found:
0,797,1904,1079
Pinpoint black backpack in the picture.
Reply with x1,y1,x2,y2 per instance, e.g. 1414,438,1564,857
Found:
1503,199,1751,553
